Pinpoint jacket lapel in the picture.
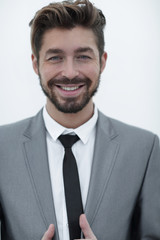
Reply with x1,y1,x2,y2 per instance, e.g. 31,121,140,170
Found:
22,110,59,239
85,111,119,226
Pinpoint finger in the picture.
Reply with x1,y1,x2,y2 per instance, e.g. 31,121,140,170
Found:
79,214,96,240
41,224,55,240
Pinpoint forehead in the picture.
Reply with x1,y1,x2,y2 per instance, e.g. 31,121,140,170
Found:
40,26,99,54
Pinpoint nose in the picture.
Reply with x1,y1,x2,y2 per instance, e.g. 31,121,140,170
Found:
61,58,79,79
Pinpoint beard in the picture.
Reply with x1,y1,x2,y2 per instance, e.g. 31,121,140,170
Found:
39,74,101,113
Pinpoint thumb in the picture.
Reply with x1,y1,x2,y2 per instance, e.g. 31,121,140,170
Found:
80,214,96,240
41,224,55,240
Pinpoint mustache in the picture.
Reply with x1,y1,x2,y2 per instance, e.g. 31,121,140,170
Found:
48,77,91,88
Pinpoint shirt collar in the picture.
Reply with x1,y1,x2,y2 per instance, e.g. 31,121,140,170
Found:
43,106,98,144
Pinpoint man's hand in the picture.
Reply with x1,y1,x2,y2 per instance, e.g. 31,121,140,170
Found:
41,214,96,240
80,214,97,240
41,224,55,240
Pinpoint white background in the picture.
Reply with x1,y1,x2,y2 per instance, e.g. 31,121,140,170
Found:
0,0,160,137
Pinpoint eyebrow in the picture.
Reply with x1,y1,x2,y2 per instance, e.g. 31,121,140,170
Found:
45,47,94,57
45,48,64,57
74,47,94,54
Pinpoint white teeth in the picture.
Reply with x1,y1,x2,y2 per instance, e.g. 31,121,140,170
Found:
60,86,79,91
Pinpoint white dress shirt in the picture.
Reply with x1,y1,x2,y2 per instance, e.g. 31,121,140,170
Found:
43,106,98,240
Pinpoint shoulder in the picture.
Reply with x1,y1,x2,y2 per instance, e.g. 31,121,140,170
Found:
0,117,32,131
0,110,43,143
98,110,159,151
0,117,32,144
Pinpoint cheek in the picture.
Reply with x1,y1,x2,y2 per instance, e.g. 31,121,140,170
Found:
84,64,100,80
39,65,59,81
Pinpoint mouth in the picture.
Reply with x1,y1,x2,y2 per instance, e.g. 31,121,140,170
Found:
55,84,85,97
58,85,84,91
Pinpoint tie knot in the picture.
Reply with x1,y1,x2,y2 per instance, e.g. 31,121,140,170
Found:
59,134,79,148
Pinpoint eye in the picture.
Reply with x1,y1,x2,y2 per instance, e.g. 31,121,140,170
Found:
77,55,91,60
48,56,63,62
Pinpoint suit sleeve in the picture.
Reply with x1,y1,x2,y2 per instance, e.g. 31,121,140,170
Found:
139,135,160,239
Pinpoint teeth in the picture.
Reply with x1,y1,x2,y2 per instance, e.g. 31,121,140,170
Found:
60,86,79,91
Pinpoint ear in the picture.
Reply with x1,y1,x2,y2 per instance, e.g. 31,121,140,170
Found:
31,54,39,75
100,51,107,73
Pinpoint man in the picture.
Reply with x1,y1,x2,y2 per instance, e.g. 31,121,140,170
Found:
0,0,160,239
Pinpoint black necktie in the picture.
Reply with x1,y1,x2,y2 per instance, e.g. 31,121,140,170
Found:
58,134,83,240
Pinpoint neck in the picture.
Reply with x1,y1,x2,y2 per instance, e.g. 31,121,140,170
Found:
46,99,94,129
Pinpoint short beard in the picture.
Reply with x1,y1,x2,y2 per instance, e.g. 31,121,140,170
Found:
39,75,100,113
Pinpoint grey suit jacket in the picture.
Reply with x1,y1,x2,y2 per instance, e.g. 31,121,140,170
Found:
0,110,160,240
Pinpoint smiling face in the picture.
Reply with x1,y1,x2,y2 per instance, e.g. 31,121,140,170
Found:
32,26,107,114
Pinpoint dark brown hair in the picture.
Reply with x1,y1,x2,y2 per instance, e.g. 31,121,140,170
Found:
29,0,106,60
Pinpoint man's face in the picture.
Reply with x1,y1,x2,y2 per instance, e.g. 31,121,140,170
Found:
32,26,107,113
